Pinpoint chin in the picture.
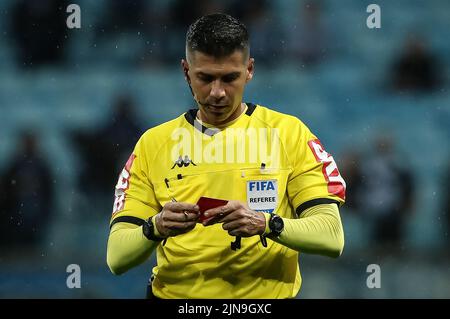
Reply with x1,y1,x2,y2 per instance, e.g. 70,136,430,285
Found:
207,111,231,123
210,112,229,120
206,106,229,116
200,104,238,124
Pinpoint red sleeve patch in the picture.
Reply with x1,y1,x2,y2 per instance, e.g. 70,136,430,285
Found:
112,154,136,215
307,139,346,201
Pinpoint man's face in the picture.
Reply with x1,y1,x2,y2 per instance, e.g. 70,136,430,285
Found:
182,50,254,125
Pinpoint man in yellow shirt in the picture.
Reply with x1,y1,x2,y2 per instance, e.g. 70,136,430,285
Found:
107,13,346,299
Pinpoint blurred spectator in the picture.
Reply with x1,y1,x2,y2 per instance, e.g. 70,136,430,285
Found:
390,34,441,93
162,0,223,64
288,1,329,66
226,0,251,22
0,132,54,249
227,0,284,66
94,1,170,67
97,0,149,33
359,135,415,249
339,150,364,212
71,95,144,202
11,0,69,68
239,0,283,67
170,0,222,30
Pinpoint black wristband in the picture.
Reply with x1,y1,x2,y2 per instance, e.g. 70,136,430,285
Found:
142,217,165,242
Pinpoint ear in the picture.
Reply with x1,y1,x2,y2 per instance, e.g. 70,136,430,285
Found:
181,59,190,83
245,58,255,83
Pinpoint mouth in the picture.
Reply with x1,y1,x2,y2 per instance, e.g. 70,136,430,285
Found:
206,104,228,112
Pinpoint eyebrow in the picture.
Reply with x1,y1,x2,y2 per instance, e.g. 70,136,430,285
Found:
197,71,241,79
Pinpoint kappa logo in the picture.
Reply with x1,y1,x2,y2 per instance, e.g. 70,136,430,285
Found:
171,155,197,169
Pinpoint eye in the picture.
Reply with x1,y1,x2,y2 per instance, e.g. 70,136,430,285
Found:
222,74,239,83
198,74,214,83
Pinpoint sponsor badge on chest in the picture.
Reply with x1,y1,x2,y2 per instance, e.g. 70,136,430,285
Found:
247,180,278,213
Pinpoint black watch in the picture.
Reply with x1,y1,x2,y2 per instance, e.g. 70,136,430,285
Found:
142,217,165,242
268,214,284,237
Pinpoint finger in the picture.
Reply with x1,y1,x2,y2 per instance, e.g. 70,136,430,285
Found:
204,201,241,219
222,219,245,232
173,222,197,234
165,202,199,212
202,209,231,226
202,206,226,219
164,211,199,222
203,210,239,226
165,221,197,231
202,214,223,226
217,210,244,224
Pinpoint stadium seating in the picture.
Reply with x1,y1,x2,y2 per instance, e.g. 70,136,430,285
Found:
0,0,448,298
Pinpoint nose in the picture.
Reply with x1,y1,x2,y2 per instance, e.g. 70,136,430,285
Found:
209,80,226,100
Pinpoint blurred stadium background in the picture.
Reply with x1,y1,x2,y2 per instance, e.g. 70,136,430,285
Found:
0,0,449,298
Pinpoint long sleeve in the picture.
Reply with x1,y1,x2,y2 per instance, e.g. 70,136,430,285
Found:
271,203,344,258
106,222,160,275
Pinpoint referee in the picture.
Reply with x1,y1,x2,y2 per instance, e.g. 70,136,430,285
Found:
107,13,346,299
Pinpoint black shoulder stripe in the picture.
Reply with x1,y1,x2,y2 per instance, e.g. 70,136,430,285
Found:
184,108,218,136
110,216,146,229
184,109,197,126
296,198,340,216
245,102,257,116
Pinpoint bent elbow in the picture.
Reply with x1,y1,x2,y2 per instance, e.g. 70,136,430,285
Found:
329,244,344,258
329,216,345,258
328,236,345,258
107,260,127,276
107,251,128,275
107,258,120,275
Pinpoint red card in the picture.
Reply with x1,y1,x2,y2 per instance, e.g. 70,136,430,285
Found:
196,197,228,223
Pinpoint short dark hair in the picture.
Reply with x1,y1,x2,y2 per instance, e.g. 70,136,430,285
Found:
186,13,249,59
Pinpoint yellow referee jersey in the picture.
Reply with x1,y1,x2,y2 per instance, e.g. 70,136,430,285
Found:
109,103,346,299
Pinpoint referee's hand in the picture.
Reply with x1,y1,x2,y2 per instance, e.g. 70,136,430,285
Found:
154,202,200,237
203,201,266,237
